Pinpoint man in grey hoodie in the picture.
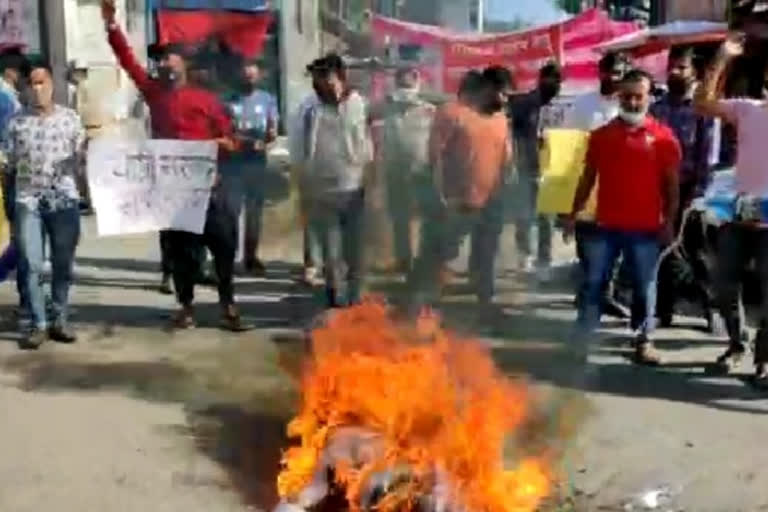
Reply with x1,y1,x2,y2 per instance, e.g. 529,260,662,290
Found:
292,55,373,307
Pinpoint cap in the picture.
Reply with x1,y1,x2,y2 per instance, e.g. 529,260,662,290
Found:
69,58,88,71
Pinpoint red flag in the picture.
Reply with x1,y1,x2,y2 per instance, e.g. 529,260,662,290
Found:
156,10,273,58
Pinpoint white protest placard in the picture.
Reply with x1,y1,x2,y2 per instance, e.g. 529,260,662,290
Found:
87,138,218,236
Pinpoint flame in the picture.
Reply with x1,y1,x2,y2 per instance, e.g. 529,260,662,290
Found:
277,300,552,511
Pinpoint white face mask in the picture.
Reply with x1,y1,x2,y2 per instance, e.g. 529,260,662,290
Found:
618,108,647,126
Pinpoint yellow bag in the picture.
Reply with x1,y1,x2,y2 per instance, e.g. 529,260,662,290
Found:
536,129,597,219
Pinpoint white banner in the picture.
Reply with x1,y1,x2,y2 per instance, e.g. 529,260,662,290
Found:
87,138,217,236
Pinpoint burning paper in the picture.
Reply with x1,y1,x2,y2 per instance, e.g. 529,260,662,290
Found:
276,301,552,512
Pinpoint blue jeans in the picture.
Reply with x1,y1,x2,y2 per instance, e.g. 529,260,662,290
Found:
578,228,659,336
307,189,365,307
14,203,80,330
513,171,553,266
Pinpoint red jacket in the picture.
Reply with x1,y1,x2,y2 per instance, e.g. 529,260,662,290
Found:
107,26,233,142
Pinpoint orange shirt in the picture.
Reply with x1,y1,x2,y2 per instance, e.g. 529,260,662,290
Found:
429,101,510,209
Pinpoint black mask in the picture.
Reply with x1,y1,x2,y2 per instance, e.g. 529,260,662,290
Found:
667,76,690,97
600,79,617,96
157,66,177,84
539,83,560,103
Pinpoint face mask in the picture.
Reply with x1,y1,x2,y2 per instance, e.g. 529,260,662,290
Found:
539,83,560,103
667,76,690,96
618,108,647,126
157,66,177,84
31,85,53,108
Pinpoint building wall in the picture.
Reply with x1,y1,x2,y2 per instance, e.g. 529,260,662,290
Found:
400,0,475,31
664,0,727,22
280,0,321,126
63,0,148,136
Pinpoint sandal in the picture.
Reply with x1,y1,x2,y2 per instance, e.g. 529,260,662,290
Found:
172,309,196,330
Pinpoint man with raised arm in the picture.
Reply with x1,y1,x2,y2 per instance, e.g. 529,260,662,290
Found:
101,0,248,331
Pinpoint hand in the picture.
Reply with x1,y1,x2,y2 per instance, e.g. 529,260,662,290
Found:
719,32,745,60
659,222,675,245
253,140,266,152
211,172,221,189
101,0,116,25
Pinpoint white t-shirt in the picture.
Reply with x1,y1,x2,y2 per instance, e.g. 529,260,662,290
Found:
563,91,619,131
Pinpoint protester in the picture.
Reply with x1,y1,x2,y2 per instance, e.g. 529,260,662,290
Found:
694,33,768,384
2,63,85,349
289,89,323,287
650,46,718,329
65,59,95,215
291,54,373,308
0,48,30,323
568,69,681,365
563,52,630,319
509,63,562,281
226,58,278,276
102,0,247,331
370,67,435,274
410,68,510,307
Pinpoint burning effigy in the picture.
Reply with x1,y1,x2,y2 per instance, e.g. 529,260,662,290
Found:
274,301,552,512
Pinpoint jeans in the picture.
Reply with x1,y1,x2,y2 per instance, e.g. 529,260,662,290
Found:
715,223,768,364
513,171,552,266
307,189,365,307
578,228,659,336
242,164,266,266
14,202,80,330
167,189,238,307
386,169,431,269
411,191,504,305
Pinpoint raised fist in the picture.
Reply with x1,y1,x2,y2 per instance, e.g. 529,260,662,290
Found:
101,0,116,24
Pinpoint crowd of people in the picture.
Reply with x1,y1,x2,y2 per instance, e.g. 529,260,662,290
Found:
0,0,766,387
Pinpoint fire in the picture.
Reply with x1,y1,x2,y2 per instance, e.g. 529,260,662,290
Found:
277,300,552,512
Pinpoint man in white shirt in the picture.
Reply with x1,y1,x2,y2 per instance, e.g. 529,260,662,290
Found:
563,52,630,319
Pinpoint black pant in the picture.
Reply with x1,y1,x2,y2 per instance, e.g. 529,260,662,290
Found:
166,190,238,307
656,182,711,322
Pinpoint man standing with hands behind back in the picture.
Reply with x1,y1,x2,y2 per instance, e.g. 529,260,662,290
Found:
101,0,248,331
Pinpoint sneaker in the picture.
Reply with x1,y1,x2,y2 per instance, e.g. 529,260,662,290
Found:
245,259,267,278
633,336,662,366
301,266,322,287
754,364,768,390
517,255,536,274
710,343,747,375
159,274,173,295
536,265,554,283
48,325,77,344
19,328,46,350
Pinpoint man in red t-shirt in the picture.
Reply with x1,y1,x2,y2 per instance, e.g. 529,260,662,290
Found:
101,0,248,332
568,69,682,365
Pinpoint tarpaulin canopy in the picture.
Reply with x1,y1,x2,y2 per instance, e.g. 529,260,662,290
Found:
156,10,273,58
595,20,728,57
371,9,643,95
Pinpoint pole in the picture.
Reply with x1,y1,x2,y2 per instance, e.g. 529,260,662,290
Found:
477,0,484,32
40,0,68,105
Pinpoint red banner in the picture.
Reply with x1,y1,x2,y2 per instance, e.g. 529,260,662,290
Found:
442,25,562,92
156,10,273,58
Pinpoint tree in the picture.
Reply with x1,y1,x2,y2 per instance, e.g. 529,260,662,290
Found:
554,0,584,14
